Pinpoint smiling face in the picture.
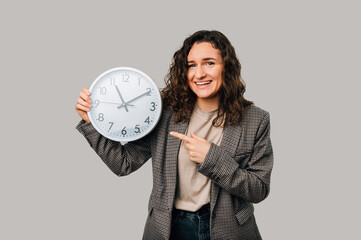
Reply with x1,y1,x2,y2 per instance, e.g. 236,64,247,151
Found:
187,42,224,111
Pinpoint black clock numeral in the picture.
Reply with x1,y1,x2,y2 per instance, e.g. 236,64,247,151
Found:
108,122,114,132
146,88,151,96
93,100,100,108
150,102,156,111
135,125,141,134
110,77,115,86
99,87,107,95
121,127,127,136
122,73,129,82
97,113,104,122
144,117,150,124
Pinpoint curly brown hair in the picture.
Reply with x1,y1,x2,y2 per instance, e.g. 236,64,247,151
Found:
161,30,253,127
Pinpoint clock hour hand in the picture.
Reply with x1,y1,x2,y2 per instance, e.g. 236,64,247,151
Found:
117,89,151,109
115,85,129,112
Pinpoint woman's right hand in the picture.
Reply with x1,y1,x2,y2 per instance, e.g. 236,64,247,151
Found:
75,88,92,123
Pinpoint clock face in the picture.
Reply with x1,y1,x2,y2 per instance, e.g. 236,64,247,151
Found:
88,67,162,142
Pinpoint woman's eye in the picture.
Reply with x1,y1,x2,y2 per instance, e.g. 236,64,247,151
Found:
188,64,196,68
206,62,215,66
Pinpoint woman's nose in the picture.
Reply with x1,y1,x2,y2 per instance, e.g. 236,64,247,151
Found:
195,66,206,79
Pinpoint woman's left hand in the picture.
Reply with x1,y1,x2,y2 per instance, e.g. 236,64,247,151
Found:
170,131,211,164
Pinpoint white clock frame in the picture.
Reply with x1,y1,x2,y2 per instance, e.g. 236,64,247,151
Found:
87,67,162,142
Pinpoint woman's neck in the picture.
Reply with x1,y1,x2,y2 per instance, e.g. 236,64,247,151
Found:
196,98,219,112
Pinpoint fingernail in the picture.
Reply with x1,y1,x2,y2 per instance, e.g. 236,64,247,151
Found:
170,132,174,135
88,99,92,103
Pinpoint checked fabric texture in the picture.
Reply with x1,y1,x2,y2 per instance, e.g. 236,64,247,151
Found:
76,104,273,240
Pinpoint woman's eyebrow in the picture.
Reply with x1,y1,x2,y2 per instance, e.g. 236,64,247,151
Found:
203,57,217,61
187,57,217,63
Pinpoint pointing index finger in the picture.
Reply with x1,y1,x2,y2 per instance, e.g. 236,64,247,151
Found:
170,131,191,142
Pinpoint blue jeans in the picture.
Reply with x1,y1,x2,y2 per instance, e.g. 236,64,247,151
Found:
170,204,210,240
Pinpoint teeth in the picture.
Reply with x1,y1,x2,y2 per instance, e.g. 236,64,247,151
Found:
196,81,211,86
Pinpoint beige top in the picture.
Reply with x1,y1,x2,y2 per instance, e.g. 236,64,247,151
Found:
174,105,224,212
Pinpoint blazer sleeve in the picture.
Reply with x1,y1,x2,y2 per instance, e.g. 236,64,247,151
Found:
76,120,152,176
197,112,273,203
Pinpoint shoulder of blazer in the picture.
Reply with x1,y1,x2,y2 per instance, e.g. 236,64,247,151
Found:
245,103,269,116
242,104,270,124
156,106,175,129
161,105,174,121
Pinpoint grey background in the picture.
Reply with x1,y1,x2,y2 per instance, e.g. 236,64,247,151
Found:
1,0,360,239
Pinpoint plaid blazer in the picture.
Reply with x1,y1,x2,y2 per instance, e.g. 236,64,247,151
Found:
76,104,273,240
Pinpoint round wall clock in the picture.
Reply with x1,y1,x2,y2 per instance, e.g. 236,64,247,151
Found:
87,67,162,142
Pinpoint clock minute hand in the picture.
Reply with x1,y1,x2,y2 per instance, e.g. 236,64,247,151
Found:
101,101,134,106
115,85,129,112
117,90,151,109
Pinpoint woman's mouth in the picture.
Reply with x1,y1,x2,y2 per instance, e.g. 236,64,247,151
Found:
195,81,212,86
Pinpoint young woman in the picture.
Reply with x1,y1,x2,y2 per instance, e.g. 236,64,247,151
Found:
75,30,273,240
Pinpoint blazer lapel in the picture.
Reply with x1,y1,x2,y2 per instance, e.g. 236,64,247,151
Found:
165,116,188,210
210,124,243,213
220,124,243,156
